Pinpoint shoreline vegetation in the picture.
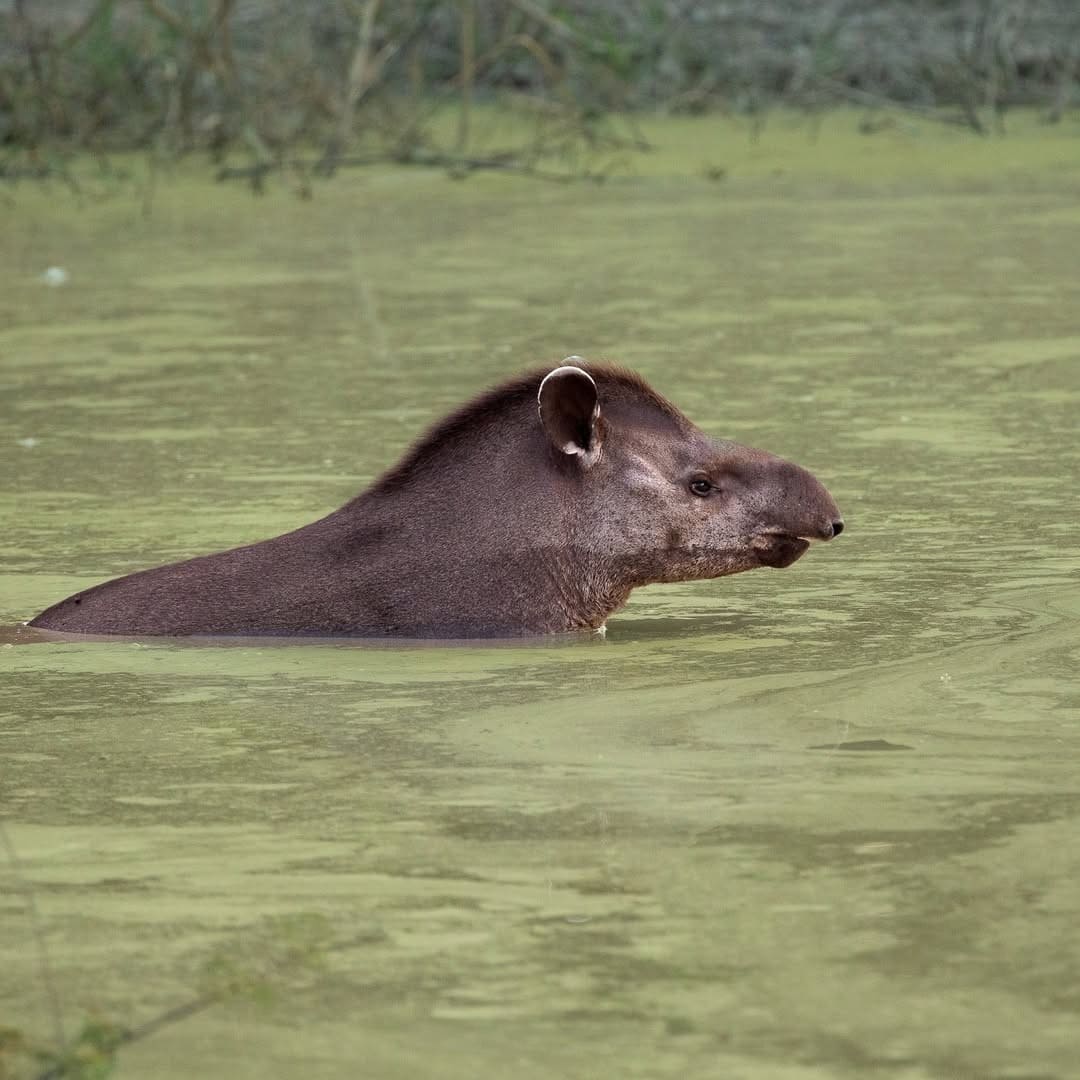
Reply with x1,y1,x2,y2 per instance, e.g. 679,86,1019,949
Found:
2,0,1079,194
3,108,1078,215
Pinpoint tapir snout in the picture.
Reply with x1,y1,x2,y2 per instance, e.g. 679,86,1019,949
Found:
735,451,844,569
761,454,845,539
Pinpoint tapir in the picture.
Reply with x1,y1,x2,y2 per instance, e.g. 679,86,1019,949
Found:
30,361,843,638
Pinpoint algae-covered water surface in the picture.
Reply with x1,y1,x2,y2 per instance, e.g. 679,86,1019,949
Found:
3,115,1080,1079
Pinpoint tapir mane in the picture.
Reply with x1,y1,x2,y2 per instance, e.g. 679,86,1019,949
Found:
371,362,684,494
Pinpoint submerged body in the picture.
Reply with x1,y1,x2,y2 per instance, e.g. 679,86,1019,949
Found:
30,361,843,637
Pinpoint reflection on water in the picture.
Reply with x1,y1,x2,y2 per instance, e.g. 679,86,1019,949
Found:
2,120,1080,1078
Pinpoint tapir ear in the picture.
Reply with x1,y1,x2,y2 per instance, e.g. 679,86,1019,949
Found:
538,360,601,466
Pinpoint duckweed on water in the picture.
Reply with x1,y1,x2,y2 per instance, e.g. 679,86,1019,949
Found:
2,113,1080,1079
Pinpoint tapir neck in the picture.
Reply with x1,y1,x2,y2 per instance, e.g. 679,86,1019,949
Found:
317,449,632,636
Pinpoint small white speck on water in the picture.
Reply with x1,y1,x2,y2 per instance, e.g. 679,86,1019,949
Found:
41,266,70,286
16,437,40,448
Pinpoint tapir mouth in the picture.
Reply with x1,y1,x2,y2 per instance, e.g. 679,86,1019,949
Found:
752,533,812,569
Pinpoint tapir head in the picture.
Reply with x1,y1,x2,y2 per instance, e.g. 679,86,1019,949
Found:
537,361,843,588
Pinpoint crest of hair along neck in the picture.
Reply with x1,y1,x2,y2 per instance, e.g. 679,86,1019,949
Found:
369,362,685,495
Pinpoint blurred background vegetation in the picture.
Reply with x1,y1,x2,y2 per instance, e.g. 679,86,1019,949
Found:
2,0,1079,189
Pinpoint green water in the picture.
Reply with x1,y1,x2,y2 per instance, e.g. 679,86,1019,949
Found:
3,114,1080,1079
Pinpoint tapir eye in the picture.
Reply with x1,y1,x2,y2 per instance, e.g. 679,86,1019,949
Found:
689,477,713,497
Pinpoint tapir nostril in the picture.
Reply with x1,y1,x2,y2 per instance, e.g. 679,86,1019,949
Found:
830,520,844,538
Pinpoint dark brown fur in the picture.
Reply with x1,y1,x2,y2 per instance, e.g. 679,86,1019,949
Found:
373,366,681,493
30,362,843,638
